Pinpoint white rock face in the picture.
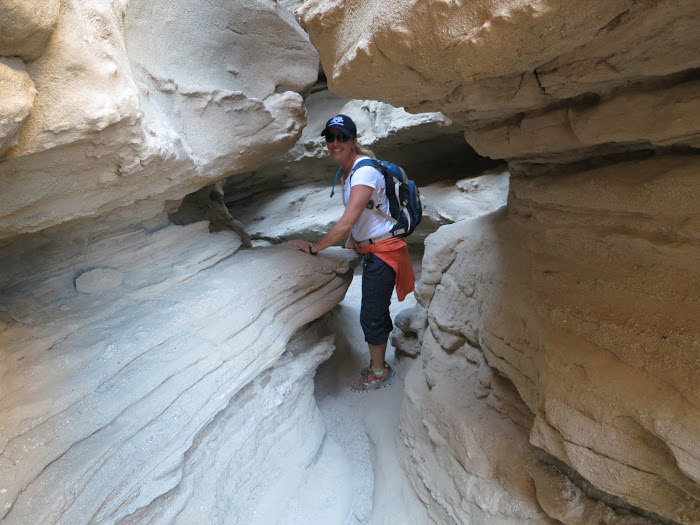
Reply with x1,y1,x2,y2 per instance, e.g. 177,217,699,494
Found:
75,268,124,294
0,0,319,240
0,2,357,521
230,168,509,248
0,220,358,523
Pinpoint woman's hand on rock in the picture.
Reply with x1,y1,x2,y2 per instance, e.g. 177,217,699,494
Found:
288,239,313,253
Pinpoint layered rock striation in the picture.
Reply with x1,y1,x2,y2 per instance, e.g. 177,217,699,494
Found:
302,0,700,522
0,219,358,523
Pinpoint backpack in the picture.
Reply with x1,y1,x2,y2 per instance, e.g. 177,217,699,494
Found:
350,158,423,238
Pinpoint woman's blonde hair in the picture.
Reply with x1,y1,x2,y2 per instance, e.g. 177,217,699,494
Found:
355,141,376,159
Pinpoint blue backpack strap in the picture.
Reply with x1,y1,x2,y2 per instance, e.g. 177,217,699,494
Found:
348,158,379,184
333,158,380,198
353,158,378,173
329,167,343,198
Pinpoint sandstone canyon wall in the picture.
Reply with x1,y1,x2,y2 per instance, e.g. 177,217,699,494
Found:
1,0,698,523
0,1,366,523
300,1,699,523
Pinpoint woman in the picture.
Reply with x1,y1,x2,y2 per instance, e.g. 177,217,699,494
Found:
289,114,415,392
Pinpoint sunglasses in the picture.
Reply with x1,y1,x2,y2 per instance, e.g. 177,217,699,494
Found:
325,132,352,143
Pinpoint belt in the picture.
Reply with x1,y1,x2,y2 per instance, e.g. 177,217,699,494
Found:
356,232,395,248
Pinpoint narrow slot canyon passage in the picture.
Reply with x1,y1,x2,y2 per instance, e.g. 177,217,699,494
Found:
312,260,429,525
217,135,511,522
1,0,697,522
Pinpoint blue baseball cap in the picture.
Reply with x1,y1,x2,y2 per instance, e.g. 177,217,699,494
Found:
321,114,357,139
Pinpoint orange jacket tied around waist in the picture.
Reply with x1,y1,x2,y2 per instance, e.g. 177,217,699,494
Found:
356,237,415,301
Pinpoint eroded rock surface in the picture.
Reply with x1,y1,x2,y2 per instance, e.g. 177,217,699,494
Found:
301,0,700,522
0,58,36,156
2,0,698,522
0,0,59,60
411,158,699,522
0,219,358,523
222,93,487,199
0,0,318,240
300,0,700,123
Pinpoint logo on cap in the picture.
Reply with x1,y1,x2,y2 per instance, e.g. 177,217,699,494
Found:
330,116,344,126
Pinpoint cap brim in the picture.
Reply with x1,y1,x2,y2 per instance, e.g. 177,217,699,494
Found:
321,125,355,138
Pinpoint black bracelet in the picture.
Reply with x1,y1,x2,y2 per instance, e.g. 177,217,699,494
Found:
308,243,317,255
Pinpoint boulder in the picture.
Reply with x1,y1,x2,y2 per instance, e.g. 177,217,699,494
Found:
0,0,319,241
413,155,700,522
0,58,36,156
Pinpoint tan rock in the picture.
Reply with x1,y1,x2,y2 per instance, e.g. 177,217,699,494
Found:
413,71,548,121
415,154,700,522
0,58,36,157
390,305,427,357
500,155,700,522
465,78,700,160
569,79,700,148
400,329,659,524
300,0,700,119
0,0,59,59
535,1,700,99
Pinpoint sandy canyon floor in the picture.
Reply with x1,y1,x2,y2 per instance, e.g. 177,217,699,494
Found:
313,262,429,525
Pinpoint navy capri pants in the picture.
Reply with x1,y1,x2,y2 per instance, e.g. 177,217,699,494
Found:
360,253,396,345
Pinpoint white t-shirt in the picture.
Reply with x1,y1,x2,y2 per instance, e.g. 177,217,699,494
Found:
342,156,395,242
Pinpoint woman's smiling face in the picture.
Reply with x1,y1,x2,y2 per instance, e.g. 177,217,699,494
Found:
326,129,355,166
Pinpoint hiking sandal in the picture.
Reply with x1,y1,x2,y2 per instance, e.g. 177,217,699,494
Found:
351,364,395,392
